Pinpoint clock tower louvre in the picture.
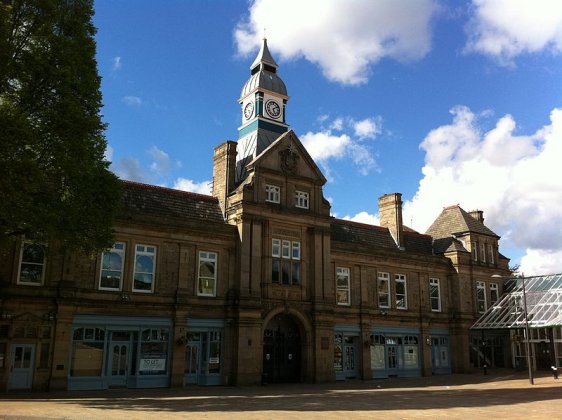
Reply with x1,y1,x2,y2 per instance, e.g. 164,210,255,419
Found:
236,38,289,182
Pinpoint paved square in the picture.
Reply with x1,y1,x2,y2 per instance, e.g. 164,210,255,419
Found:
1,371,561,419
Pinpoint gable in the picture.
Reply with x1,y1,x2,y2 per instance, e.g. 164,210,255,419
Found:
246,130,327,185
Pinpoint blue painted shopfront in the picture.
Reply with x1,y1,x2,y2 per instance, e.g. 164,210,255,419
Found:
334,324,360,380
184,318,224,386
370,326,422,379
68,315,172,390
429,328,451,375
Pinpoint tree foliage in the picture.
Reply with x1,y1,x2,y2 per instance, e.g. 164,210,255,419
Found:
0,0,122,255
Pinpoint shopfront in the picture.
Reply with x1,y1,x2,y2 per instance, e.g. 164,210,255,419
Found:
68,315,172,390
370,327,421,378
334,324,360,380
184,318,224,386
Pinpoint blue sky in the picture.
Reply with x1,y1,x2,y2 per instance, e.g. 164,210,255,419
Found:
93,0,562,275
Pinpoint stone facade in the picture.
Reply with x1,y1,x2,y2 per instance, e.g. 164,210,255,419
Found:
0,40,511,391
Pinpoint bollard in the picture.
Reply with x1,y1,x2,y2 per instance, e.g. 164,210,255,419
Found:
551,366,558,380
483,364,487,375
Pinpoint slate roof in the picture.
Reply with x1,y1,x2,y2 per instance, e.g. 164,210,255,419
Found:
331,219,433,255
426,205,499,239
119,181,226,226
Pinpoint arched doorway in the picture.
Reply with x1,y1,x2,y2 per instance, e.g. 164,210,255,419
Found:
262,314,301,383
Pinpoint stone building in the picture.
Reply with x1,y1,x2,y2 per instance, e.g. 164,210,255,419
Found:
0,39,510,391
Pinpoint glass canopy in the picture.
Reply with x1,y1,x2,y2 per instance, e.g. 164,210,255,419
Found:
471,274,562,330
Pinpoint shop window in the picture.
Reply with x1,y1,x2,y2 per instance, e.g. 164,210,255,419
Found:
133,244,156,293
198,251,217,297
336,267,351,306
99,242,125,291
378,272,390,308
272,239,300,285
295,190,309,209
334,333,343,372
430,278,441,312
265,184,280,203
139,328,169,375
395,274,407,309
477,281,487,313
490,283,499,305
403,335,419,368
18,241,46,285
370,334,385,369
70,327,105,377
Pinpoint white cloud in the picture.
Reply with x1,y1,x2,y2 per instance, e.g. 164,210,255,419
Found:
403,106,562,275
113,157,146,182
301,115,382,176
235,0,438,85
353,117,382,139
122,96,143,106
466,0,562,64
148,146,176,177
344,211,380,225
173,178,212,195
301,131,351,162
112,56,122,71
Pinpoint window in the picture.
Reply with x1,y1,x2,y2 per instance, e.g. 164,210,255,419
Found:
395,274,407,309
140,328,169,375
271,238,300,285
265,184,280,203
18,241,46,285
477,281,486,313
489,244,495,264
336,267,351,306
99,242,125,291
70,327,105,377
378,272,390,308
295,190,309,209
133,245,156,293
430,278,441,312
490,283,499,305
480,243,486,262
472,242,478,261
198,251,217,296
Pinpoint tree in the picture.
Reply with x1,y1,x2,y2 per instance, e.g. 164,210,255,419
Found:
0,0,122,255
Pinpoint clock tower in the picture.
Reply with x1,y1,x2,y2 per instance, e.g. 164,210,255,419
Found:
236,38,289,182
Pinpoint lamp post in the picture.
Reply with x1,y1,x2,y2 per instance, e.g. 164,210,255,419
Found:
521,276,534,385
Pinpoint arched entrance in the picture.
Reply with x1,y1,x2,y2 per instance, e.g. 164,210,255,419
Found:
262,314,301,383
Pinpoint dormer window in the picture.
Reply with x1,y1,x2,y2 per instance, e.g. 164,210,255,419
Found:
489,244,495,264
265,184,280,203
295,190,309,209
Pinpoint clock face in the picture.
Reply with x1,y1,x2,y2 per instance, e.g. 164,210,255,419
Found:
265,100,281,119
243,102,254,120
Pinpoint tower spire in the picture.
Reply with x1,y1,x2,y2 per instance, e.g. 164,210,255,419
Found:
250,37,278,74
236,38,289,183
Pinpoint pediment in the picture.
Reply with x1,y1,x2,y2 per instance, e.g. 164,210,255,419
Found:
12,311,43,324
246,130,327,185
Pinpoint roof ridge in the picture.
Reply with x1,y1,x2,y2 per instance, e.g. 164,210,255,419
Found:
122,180,217,202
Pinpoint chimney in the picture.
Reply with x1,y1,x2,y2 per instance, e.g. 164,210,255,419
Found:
378,193,404,249
213,141,237,216
468,210,484,223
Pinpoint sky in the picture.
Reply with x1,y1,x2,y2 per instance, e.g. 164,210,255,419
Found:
93,0,562,276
